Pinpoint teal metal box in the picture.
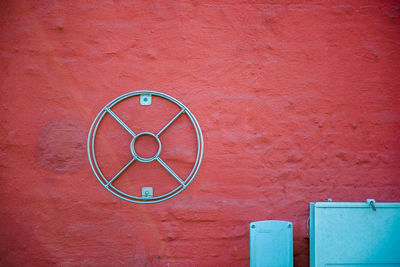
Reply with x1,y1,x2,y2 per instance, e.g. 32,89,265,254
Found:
310,200,400,267
250,220,293,267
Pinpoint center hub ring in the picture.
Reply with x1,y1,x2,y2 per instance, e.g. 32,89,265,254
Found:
130,132,162,163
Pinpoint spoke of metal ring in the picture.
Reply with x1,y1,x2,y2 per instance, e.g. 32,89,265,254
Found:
105,107,136,137
157,108,186,136
157,158,186,187
106,157,136,186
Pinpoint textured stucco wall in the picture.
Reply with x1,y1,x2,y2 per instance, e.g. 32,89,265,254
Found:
1,1,400,266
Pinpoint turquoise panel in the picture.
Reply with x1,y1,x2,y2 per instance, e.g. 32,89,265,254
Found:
310,201,400,267
250,220,293,267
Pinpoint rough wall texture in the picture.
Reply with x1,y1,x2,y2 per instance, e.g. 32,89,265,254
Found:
1,0,400,266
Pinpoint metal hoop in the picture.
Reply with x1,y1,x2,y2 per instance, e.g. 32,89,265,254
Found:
130,132,162,163
87,91,204,204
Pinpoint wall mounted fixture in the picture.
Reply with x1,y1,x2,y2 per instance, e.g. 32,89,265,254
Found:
310,200,400,266
87,91,203,203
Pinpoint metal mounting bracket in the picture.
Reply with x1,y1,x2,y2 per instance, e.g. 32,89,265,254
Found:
140,94,152,105
142,187,153,199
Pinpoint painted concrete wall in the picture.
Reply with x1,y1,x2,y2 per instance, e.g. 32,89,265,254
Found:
1,1,400,266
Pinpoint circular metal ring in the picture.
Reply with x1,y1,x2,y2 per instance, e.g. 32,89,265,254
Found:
130,132,162,163
87,91,204,204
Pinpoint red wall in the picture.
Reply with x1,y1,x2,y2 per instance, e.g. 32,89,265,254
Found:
1,1,400,266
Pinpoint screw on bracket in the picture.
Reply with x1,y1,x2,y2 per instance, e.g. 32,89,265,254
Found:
142,187,153,199
140,94,152,105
